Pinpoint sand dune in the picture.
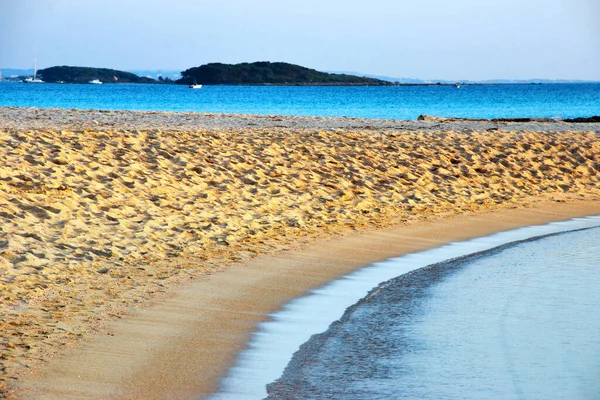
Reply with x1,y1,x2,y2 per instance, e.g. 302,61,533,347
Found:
1,122,599,395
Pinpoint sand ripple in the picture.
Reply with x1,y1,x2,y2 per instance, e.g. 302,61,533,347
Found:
1,126,599,393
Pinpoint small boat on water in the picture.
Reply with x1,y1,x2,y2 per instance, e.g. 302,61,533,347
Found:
455,83,461,88
189,83,202,89
89,79,103,84
22,77,44,83
22,58,44,83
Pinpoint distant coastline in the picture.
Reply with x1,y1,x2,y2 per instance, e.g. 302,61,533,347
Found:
1,79,596,87
2,61,598,86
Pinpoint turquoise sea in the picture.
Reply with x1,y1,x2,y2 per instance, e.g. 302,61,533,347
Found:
0,81,599,119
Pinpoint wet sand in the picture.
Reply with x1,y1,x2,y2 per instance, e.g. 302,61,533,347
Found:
1,107,599,398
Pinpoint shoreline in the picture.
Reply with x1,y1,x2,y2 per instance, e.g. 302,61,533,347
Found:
1,108,599,398
14,201,600,399
265,218,600,399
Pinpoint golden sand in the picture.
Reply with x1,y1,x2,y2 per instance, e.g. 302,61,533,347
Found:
1,126,600,396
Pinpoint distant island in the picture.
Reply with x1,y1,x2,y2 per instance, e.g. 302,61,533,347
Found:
176,62,391,86
3,63,596,85
37,66,159,84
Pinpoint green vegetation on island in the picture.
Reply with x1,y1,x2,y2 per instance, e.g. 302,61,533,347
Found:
177,62,391,86
37,66,159,84
32,62,393,85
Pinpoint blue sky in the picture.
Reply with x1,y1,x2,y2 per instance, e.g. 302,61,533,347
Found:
1,0,599,80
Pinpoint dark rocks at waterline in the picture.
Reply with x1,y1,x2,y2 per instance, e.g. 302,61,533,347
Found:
564,116,600,123
418,114,600,123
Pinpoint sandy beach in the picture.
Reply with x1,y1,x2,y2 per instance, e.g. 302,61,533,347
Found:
1,107,599,399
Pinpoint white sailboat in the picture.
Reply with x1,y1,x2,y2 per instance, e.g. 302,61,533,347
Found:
89,79,103,84
22,58,44,83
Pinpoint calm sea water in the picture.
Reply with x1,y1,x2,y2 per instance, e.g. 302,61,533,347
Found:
210,217,600,400
1,81,599,119
266,226,600,400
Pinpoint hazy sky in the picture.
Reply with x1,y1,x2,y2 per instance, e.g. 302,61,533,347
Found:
1,0,599,80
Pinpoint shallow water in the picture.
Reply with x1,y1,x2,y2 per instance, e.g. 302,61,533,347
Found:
1,82,599,119
267,227,600,399
393,228,600,400
210,216,600,399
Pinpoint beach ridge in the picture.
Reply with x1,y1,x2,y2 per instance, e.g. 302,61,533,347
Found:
1,109,599,398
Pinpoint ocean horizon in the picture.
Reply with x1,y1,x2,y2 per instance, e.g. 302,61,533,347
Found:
1,81,599,120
